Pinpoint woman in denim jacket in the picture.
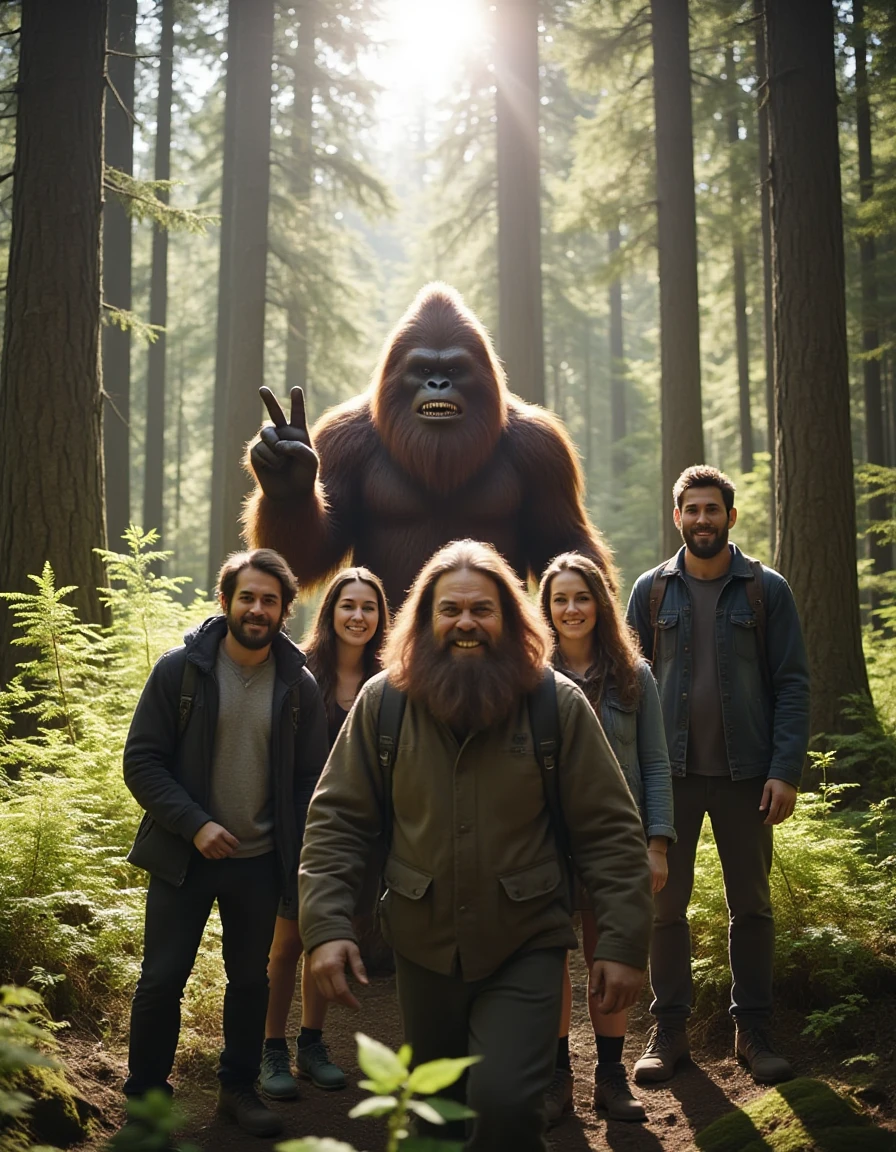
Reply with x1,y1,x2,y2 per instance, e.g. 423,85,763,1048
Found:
539,553,675,1125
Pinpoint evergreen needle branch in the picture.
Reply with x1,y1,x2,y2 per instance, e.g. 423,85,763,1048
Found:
0,171,12,184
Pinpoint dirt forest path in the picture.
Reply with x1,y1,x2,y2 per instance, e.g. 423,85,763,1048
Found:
71,942,896,1152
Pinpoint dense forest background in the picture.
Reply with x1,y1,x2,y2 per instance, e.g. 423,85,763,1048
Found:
2,1,896,1149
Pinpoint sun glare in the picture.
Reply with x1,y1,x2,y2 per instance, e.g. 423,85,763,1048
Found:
378,0,488,98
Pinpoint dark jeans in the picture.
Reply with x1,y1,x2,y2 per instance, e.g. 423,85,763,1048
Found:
124,851,280,1096
395,947,565,1152
650,774,774,1029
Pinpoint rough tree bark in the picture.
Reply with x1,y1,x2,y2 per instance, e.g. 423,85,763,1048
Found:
220,0,274,556
765,0,870,739
726,45,753,476
284,0,315,398
0,0,108,686
754,0,776,549
142,0,174,546
854,0,890,620
495,0,544,405
102,0,137,549
207,0,241,588
608,226,627,476
650,0,705,554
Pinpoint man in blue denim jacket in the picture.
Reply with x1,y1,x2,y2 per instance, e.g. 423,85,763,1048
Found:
626,466,809,1086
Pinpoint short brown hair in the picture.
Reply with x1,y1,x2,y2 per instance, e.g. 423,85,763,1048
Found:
216,548,299,616
673,465,736,513
381,539,552,689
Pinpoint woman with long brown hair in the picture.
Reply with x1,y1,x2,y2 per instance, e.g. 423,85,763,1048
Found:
539,552,674,1124
259,567,389,1101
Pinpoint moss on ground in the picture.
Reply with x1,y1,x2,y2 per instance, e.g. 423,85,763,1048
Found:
0,1061,96,1149
696,1077,896,1152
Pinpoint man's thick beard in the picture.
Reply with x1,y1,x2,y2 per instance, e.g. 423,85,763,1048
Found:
683,524,729,560
403,630,542,731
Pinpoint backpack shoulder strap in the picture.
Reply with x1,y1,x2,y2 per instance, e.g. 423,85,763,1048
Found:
527,667,568,861
648,564,671,668
178,658,198,737
743,557,768,672
377,679,407,852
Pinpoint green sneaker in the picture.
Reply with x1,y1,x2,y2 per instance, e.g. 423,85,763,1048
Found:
296,1039,346,1090
259,1043,299,1100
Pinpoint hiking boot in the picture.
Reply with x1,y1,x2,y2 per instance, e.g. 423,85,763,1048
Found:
217,1083,284,1137
296,1039,346,1090
543,1066,574,1127
594,1062,646,1122
735,1028,793,1084
259,1043,299,1100
633,1025,690,1083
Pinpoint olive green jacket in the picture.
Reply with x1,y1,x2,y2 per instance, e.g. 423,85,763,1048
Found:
298,670,652,980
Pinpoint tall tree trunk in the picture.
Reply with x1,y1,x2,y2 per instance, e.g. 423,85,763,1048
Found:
755,0,776,548
207,0,241,587
854,0,890,620
583,318,593,486
102,0,136,550
0,0,108,686
727,46,753,475
284,0,314,397
495,0,544,405
221,0,274,554
608,226,627,476
142,0,173,546
765,0,870,739
650,0,704,555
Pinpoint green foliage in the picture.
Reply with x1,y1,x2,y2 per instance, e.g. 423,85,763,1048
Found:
104,167,217,235
689,758,896,1026
0,534,215,1023
108,1089,199,1152
0,985,57,1124
277,1033,477,1152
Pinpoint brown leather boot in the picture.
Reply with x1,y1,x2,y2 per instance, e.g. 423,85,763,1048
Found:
594,1062,646,1122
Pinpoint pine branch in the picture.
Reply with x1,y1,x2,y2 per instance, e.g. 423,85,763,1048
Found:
104,73,138,126
0,170,14,184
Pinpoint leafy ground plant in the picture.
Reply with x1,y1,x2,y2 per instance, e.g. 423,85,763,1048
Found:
278,1032,480,1152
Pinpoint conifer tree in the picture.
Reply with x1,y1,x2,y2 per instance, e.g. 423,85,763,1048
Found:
0,0,108,685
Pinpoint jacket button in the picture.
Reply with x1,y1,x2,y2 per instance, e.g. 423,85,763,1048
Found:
459,905,468,912
458,824,468,833
414,888,422,896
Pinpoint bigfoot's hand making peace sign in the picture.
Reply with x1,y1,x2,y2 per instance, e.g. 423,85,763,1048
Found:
250,386,319,501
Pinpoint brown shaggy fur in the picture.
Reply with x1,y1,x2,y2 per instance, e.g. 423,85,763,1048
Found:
243,282,616,609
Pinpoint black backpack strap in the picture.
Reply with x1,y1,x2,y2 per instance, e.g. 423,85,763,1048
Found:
178,658,198,737
527,667,569,863
377,679,407,852
648,565,671,668
743,557,768,676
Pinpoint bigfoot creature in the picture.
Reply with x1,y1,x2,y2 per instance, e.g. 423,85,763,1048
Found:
244,283,613,608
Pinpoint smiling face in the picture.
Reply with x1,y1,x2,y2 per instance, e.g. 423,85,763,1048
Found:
548,570,598,647
431,568,503,657
220,566,284,652
332,579,381,651
405,345,475,424
674,485,737,559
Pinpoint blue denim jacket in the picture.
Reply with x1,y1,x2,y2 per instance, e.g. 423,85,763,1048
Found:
557,659,676,843
625,545,810,788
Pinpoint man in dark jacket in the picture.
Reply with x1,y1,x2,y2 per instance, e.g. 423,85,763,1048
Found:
122,548,327,1138
626,466,810,1087
299,540,653,1151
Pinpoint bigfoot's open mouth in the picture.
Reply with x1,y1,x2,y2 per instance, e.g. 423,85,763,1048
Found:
419,401,461,418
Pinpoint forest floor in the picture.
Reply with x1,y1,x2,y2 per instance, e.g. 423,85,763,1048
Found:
62,944,896,1152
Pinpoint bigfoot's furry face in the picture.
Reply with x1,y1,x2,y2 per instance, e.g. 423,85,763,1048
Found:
372,284,508,493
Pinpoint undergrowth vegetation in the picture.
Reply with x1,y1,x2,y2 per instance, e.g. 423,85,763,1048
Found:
0,528,894,1064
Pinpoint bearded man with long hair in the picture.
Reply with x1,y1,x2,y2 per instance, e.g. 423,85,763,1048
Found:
298,540,652,1152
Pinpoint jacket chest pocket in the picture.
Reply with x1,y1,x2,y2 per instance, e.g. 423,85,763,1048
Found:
656,610,680,663
604,700,637,747
731,612,759,662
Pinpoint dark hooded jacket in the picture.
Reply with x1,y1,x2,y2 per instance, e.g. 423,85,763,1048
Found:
124,615,328,892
